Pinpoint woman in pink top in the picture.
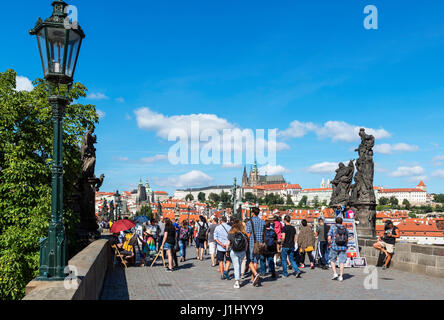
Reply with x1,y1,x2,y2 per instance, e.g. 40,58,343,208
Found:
274,216,283,264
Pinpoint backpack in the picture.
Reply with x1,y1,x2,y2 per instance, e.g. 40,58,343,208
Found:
179,227,189,240
231,232,247,252
197,222,208,240
335,225,348,246
264,229,276,249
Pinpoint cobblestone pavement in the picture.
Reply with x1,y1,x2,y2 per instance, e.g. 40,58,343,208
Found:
101,246,444,300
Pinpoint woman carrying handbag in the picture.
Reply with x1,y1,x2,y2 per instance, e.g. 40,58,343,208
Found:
297,219,316,269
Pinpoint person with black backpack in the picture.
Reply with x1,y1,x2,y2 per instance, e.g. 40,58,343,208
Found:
195,216,209,261
227,219,248,289
327,217,349,282
178,220,190,262
263,222,278,279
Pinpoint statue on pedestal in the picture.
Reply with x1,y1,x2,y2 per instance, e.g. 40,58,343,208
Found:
330,160,354,207
78,125,105,242
350,128,377,237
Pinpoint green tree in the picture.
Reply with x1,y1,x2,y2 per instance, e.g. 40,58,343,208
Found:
220,191,231,207
185,193,194,202
286,195,294,206
389,196,399,207
197,192,206,202
298,195,308,208
244,192,257,203
379,197,389,206
433,194,444,204
402,199,411,209
137,205,153,220
208,192,220,204
0,69,98,300
313,196,319,209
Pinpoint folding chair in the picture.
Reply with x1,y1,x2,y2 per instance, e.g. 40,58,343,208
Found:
112,245,128,269
150,246,166,268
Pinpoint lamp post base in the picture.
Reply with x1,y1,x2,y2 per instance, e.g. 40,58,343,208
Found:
37,221,68,281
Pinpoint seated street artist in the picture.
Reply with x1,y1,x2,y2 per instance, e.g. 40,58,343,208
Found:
110,232,134,262
373,220,400,270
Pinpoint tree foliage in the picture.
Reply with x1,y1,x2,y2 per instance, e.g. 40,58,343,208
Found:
208,192,220,204
185,193,194,202
197,192,205,202
137,205,153,220
297,195,308,208
0,69,98,300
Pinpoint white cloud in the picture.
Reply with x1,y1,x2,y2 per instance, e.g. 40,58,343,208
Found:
307,162,342,174
134,107,286,160
125,114,132,120
431,170,444,179
116,97,125,103
89,93,109,100
222,162,242,168
157,170,213,188
279,120,317,139
135,107,236,139
96,109,106,119
15,76,33,92
258,164,290,175
141,154,168,163
375,163,388,173
117,157,129,161
317,121,391,142
374,143,419,155
433,155,444,161
279,120,391,142
390,166,425,178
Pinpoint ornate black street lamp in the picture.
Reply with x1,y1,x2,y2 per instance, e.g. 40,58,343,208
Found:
30,1,85,281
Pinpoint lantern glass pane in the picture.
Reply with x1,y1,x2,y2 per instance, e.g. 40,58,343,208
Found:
46,27,66,74
65,31,81,78
37,29,49,76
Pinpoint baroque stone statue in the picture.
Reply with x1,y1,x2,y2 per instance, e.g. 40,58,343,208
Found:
78,125,105,242
330,160,354,207
350,128,377,237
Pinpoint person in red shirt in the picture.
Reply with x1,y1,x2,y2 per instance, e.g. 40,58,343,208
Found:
273,215,283,266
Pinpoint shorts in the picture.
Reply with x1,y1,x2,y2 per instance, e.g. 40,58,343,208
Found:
248,247,262,263
329,249,347,265
164,242,174,251
379,241,395,254
208,242,217,255
195,237,205,249
217,250,232,263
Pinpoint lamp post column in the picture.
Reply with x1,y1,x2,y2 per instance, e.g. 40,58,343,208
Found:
37,94,69,281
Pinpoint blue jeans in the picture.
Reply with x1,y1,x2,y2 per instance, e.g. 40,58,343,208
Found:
281,247,300,276
265,256,276,274
319,241,328,265
230,250,246,281
179,239,187,259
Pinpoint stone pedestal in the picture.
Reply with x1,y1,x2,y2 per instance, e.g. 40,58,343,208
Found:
354,202,376,238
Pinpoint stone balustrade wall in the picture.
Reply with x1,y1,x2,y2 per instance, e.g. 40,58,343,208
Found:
359,237,444,278
23,238,111,300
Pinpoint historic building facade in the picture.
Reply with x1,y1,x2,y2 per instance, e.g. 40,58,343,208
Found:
241,161,286,188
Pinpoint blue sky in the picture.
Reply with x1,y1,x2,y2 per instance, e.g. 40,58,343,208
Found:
3,0,444,194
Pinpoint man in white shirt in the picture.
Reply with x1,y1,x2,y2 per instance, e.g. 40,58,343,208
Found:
214,216,232,280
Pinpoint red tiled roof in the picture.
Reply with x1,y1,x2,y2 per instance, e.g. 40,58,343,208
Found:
417,181,426,187
378,188,425,193
302,188,332,192
155,191,168,195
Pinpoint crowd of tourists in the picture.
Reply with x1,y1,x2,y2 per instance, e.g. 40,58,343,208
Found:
109,205,399,289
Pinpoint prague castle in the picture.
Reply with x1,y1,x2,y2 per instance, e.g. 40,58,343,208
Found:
242,161,286,188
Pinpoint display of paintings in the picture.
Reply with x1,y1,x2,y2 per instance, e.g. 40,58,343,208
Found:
324,218,361,268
